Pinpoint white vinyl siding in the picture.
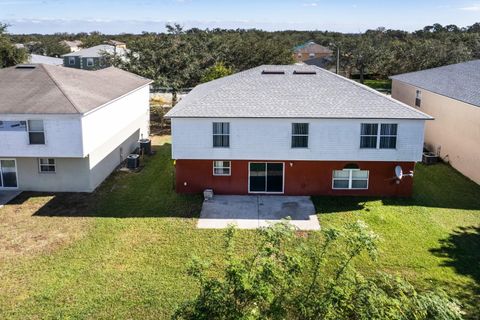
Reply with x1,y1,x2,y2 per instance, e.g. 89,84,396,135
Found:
171,118,425,162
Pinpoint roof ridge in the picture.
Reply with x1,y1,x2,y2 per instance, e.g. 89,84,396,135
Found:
39,64,82,114
390,59,480,78
310,65,433,119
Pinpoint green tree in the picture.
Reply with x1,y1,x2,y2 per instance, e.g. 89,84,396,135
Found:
0,23,28,68
200,62,233,83
173,221,462,320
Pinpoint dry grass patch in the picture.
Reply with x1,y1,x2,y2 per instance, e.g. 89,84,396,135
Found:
0,192,92,261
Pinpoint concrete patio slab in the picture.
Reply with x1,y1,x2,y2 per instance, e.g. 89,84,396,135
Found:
0,190,21,209
198,195,320,230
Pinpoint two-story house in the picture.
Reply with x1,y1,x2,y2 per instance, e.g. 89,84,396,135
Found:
293,41,333,63
391,60,480,185
62,44,127,70
166,65,431,197
0,64,151,192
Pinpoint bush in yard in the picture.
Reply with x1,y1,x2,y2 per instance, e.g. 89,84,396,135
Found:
172,221,463,320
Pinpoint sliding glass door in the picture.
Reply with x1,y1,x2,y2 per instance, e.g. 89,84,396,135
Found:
249,162,284,193
0,160,18,188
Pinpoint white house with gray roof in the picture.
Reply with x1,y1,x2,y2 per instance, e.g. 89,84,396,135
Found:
0,64,151,192
391,60,480,184
166,65,431,197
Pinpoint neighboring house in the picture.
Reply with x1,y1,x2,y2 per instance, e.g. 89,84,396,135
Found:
62,44,127,70
60,40,83,52
106,40,127,49
0,64,151,192
28,54,63,66
390,60,480,184
166,65,431,197
293,41,333,63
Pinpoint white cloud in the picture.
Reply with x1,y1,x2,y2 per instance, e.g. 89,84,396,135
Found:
302,2,318,7
459,3,480,11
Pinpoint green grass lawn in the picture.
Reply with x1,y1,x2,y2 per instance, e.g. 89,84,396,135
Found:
363,79,392,92
0,139,479,319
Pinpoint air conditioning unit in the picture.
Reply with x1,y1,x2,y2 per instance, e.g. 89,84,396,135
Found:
422,152,438,165
203,189,214,201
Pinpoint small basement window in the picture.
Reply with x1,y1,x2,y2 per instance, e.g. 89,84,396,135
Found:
213,161,231,176
38,158,56,173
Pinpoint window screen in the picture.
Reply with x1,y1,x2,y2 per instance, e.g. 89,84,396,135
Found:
291,123,309,148
380,124,397,149
360,123,378,148
213,122,230,147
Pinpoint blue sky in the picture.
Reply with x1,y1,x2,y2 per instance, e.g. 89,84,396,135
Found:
1,0,480,34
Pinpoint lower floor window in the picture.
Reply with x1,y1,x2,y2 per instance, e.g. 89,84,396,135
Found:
213,161,231,176
332,169,368,189
39,158,56,173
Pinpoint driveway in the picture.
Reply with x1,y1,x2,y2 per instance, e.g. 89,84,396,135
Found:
0,190,21,209
198,195,320,230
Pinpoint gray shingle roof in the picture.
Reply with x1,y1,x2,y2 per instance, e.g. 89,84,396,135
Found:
28,54,63,66
0,64,151,114
390,60,480,107
166,65,431,120
62,44,127,58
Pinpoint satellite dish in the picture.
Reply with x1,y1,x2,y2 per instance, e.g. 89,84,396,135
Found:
395,166,403,180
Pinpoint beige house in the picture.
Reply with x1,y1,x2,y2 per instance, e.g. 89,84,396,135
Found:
390,60,480,184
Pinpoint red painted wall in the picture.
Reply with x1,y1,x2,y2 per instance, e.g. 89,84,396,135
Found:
174,160,415,197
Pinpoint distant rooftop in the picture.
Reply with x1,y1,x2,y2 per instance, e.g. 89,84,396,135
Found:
166,65,430,120
0,64,151,114
62,44,127,58
294,41,333,54
390,60,480,107
28,54,63,66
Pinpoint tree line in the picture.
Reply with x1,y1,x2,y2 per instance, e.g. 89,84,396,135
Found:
2,22,480,87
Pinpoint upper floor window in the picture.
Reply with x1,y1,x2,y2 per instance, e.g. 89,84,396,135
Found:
68,57,75,65
0,121,27,131
360,123,397,149
309,53,315,58
28,120,45,145
291,123,309,148
86,58,94,67
380,124,397,149
38,158,56,173
213,122,230,148
360,123,378,148
415,90,422,107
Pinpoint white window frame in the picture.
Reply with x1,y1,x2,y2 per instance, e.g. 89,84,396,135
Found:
379,123,398,149
38,158,56,173
309,52,315,58
0,158,19,189
27,120,45,145
213,122,230,148
86,58,94,67
360,123,398,149
68,56,75,65
332,169,369,190
213,161,231,176
291,123,309,148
